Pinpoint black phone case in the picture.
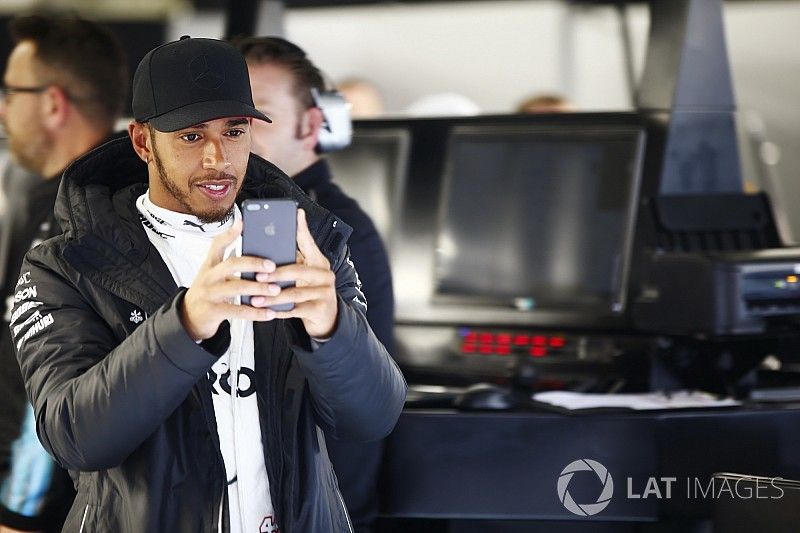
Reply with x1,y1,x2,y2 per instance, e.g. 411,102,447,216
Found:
241,199,297,311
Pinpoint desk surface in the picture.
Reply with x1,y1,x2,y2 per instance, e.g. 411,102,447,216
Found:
381,406,800,522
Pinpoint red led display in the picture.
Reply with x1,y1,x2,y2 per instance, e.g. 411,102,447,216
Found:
530,346,547,357
460,330,570,358
549,337,566,348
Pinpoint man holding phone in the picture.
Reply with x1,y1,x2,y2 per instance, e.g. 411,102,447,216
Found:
9,36,405,533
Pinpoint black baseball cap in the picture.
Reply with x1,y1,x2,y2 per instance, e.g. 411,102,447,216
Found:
132,36,271,132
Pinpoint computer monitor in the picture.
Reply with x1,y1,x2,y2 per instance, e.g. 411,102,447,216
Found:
325,128,410,252
396,121,645,327
436,124,644,314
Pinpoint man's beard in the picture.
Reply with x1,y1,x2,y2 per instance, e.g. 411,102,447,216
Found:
151,140,237,224
6,122,51,176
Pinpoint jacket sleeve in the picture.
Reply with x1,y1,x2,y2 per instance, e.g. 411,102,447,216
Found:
291,244,406,443
10,251,226,471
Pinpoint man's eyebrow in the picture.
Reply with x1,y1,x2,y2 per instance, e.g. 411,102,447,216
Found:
181,118,248,131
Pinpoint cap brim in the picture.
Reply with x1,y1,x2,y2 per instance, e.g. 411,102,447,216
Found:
148,100,271,132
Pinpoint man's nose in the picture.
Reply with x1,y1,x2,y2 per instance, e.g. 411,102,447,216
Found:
202,139,231,171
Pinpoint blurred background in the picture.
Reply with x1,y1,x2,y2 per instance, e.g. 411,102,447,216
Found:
1,0,798,237
2,2,800,531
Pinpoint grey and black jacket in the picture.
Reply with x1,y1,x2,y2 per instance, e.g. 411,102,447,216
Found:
9,136,406,532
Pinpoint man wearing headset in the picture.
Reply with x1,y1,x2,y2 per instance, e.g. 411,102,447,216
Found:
234,37,395,533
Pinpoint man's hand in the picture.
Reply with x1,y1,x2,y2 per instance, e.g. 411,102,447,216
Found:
181,219,281,340
249,209,339,339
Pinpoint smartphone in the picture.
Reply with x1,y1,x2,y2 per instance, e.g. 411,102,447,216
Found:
241,198,297,311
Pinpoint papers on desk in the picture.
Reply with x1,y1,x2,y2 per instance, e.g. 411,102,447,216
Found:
532,390,741,411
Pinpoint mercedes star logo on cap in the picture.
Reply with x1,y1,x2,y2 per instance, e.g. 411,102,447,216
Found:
190,55,225,90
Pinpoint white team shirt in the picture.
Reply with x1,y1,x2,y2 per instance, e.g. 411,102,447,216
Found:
137,192,278,533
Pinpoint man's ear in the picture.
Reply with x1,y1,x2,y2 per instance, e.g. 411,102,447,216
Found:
300,107,324,152
40,85,69,130
128,121,153,164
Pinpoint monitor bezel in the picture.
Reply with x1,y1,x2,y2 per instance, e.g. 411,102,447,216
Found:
431,123,646,320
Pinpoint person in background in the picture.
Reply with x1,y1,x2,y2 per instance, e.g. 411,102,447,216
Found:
337,78,385,118
516,92,575,113
0,14,127,532
404,92,480,117
235,37,395,357
235,36,396,533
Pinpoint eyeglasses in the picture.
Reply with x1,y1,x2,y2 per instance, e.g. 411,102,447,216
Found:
0,84,49,101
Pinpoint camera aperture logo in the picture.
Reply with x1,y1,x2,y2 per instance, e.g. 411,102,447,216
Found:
557,459,614,516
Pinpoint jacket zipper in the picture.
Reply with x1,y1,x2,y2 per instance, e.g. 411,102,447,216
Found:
218,490,224,533
195,380,228,533
268,336,287,530
79,503,89,532
335,487,354,533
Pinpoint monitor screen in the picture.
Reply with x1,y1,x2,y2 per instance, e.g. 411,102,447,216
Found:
434,124,644,315
325,128,410,251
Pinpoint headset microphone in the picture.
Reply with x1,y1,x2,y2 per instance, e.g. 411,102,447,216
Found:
311,87,352,153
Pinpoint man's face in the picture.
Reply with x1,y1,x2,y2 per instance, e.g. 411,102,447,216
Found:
248,62,313,177
147,117,251,223
0,40,51,174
